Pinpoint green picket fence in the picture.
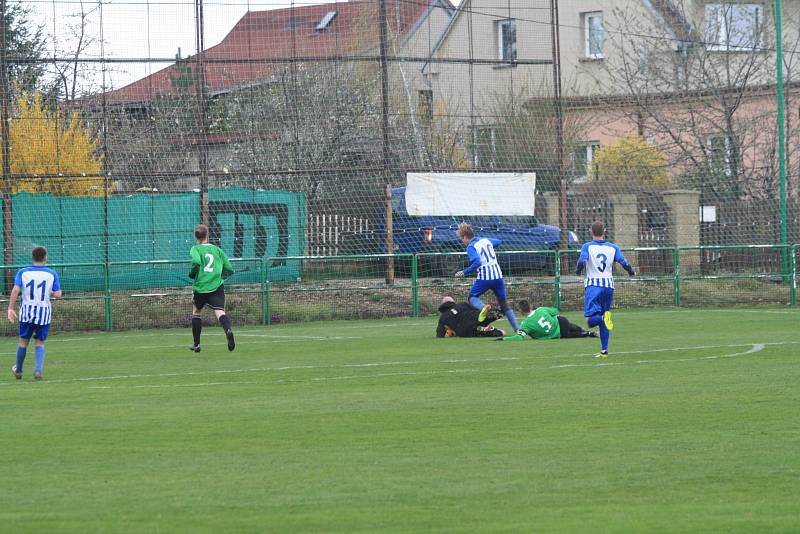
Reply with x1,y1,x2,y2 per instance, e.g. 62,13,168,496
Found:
0,244,796,335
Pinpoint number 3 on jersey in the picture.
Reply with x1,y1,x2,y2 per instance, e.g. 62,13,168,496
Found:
596,253,608,272
203,253,215,272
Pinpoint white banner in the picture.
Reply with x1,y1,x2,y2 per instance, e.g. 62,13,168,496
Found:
405,172,536,216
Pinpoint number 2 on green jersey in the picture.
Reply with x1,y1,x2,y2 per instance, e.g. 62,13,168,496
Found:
203,253,215,272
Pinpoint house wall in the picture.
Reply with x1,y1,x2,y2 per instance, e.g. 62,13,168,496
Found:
571,88,800,200
424,0,555,122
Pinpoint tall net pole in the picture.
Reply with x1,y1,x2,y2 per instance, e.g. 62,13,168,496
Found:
775,0,789,281
0,0,11,271
378,0,394,283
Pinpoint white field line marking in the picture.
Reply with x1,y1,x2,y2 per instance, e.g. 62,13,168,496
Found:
10,309,797,345
85,345,771,390
8,335,365,355
36,321,427,343
86,369,486,389
2,341,788,390
610,309,799,316
3,360,426,387
549,344,766,369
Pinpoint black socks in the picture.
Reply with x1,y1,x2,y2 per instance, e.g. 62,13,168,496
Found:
192,315,202,346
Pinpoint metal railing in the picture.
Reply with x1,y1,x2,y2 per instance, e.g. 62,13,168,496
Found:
0,244,796,334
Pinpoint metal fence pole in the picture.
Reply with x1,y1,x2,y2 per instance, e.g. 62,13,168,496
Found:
554,249,561,308
411,254,418,317
791,244,797,306
0,0,12,282
673,248,681,307
775,0,789,283
104,262,113,331
261,257,268,325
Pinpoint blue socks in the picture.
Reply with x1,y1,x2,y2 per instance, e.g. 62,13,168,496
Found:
16,346,27,373
504,309,519,331
587,315,609,351
599,323,609,351
14,345,46,375
469,296,485,310
35,346,46,374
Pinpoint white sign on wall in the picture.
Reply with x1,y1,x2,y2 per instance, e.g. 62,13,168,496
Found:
700,205,717,223
405,172,537,216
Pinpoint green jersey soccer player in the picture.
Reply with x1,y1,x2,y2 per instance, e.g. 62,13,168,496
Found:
189,224,235,353
499,300,596,341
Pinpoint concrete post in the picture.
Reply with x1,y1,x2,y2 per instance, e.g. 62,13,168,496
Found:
609,194,638,248
662,189,701,272
540,192,561,226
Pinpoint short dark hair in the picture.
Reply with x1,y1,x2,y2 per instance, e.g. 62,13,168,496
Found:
32,246,47,263
591,221,605,238
514,300,532,314
195,224,208,241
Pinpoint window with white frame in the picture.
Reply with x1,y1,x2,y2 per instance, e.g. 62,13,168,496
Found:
704,4,762,51
474,127,498,169
583,12,604,59
707,135,733,176
418,90,433,124
496,19,517,63
572,142,600,183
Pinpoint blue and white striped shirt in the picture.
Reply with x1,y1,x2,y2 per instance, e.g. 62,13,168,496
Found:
575,240,633,289
14,266,61,326
463,237,504,281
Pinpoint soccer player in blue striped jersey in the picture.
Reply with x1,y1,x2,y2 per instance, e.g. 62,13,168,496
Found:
7,246,62,380
454,223,519,332
575,221,635,358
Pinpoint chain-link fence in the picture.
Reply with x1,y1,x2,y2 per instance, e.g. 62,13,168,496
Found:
0,245,794,334
1,0,799,318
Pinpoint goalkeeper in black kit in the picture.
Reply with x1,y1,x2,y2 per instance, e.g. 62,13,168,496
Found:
436,296,505,338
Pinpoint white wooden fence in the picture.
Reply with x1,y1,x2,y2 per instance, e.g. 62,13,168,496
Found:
306,213,372,256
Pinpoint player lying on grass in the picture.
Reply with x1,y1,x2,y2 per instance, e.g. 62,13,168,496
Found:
189,224,236,353
436,296,505,338
497,300,597,341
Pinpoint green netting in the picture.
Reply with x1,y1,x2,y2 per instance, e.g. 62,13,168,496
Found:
5,189,305,291
209,188,305,283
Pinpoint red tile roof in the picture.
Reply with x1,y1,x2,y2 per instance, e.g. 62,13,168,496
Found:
105,1,435,104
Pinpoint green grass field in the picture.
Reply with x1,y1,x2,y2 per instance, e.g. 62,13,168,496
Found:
2,308,800,533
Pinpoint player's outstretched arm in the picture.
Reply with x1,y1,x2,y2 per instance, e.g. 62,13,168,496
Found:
436,323,447,338
189,247,202,280
6,285,20,322
498,330,528,341
575,243,589,275
221,252,235,279
51,273,63,299
613,246,636,276
460,244,482,276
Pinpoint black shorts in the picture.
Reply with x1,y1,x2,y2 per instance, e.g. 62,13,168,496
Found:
558,315,585,338
193,285,226,311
